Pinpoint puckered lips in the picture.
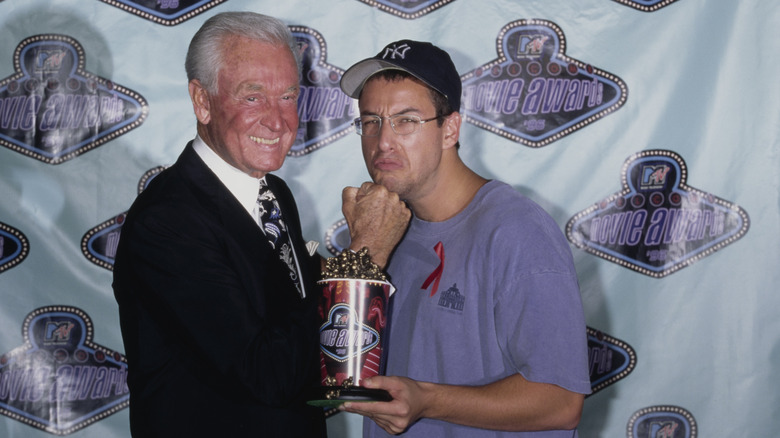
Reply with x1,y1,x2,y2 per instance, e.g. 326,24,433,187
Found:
372,156,403,172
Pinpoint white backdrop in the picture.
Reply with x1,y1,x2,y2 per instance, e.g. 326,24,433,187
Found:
1,0,778,437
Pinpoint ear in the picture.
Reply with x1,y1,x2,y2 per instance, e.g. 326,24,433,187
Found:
189,79,211,125
441,112,461,150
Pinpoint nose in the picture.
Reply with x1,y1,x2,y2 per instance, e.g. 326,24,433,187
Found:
376,118,395,151
259,101,284,131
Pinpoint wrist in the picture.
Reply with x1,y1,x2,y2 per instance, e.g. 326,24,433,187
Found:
349,239,388,269
417,380,442,421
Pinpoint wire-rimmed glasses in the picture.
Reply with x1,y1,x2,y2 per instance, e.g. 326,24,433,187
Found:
353,114,442,137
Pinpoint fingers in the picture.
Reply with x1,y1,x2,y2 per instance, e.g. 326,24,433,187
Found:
348,182,404,209
357,181,374,200
343,185,359,199
342,182,410,267
356,181,386,203
342,186,359,207
342,186,358,220
339,376,422,435
341,398,406,435
341,397,410,435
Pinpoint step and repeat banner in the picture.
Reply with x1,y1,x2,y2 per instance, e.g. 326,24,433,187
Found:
0,0,777,437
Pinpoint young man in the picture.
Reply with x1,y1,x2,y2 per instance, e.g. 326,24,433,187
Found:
112,13,408,437
338,40,591,437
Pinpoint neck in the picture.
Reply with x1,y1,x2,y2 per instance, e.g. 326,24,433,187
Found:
410,153,488,222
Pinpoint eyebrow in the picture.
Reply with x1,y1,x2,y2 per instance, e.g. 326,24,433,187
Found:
240,83,300,94
360,107,422,116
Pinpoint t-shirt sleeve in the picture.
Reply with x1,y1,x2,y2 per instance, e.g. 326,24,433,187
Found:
491,199,592,394
496,269,592,394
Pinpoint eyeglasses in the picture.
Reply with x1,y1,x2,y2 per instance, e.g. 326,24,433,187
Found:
353,114,442,137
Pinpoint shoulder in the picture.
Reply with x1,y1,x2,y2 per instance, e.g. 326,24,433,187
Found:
474,181,575,272
471,181,557,232
125,159,220,236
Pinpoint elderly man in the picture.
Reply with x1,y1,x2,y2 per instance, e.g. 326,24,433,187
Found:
113,13,408,437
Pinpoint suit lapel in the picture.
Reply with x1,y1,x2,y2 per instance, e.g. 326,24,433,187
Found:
176,144,304,310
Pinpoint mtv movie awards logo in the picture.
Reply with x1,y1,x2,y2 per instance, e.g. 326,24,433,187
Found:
628,405,697,438
461,19,627,148
324,218,350,256
566,150,749,278
354,0,456,19
82,167,165,270
586,327,636,396
0,35,148,164
290,26,357,157
612,0,683,12
0,222,29,273
319,304,380,362
0,306,129,435
99,0,225,25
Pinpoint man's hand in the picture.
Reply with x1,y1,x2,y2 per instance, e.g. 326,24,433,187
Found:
340,376,429,435
342,182,410,268
340,373,585,434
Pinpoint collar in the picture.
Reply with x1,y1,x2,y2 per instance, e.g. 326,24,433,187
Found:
192,136,262,218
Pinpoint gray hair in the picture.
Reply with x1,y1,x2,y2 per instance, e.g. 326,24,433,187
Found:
185,12,301,93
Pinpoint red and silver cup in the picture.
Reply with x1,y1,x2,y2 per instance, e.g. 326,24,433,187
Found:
308,278,394,407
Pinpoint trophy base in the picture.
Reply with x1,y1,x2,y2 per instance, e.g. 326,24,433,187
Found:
306,386,392,408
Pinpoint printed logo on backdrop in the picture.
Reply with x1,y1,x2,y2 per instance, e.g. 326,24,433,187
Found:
354,0,457,19
586,327,636,397
0,34,148,165
0,306,129,435
566,150,749,278
98,0,226,25
613,0,683,12
627,405,697,438
0,222,29,273
325,218,350,256
290,26,356,157
460,20,627,148
82,166,165,270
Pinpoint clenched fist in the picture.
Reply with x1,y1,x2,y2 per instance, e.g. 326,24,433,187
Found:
342,182,411,268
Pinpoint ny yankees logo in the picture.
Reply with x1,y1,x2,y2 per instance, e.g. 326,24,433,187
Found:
382,43,411,60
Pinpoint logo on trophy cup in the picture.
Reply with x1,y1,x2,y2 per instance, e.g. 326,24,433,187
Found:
308,248,394,407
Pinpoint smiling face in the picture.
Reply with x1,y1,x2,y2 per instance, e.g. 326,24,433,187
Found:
359,76,456,203
189,36,300,178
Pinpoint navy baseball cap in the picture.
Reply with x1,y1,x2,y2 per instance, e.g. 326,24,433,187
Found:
340,39,461,112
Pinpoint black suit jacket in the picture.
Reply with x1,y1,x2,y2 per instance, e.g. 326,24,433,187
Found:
113,143,326,437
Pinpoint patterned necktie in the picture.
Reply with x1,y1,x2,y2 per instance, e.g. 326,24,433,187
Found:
257,180,303,297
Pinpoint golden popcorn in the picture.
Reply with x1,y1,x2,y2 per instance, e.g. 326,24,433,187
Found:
321,247,387,281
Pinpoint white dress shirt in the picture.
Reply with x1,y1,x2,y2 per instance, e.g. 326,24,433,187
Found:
192,136,308,297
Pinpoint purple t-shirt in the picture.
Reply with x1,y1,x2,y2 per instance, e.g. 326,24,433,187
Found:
365,180,591,438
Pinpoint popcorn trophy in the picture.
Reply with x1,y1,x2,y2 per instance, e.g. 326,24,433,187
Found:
307,248,394,407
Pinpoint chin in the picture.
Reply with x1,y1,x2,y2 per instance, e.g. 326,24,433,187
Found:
373,176,403,195
371,172,388,187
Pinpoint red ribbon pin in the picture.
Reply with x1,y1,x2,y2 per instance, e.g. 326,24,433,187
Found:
421,241,444,297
